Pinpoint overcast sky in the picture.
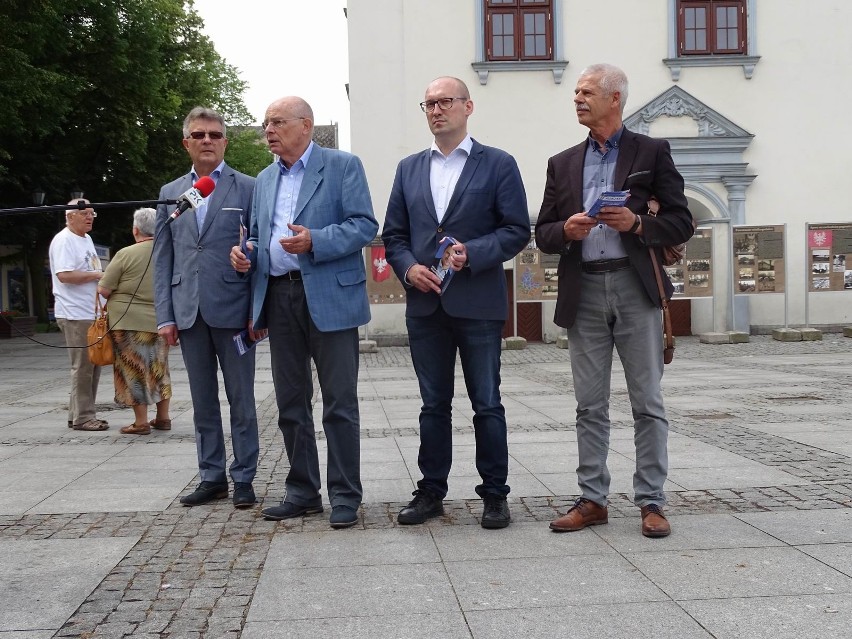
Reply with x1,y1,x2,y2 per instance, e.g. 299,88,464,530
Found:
193,0,351,149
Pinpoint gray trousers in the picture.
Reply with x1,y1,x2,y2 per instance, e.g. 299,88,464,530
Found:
179,314,259,484
57,318,101,426
567,268,669,507
266,278,362,510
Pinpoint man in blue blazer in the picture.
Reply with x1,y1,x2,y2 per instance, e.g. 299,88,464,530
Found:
231,96,378,529
154,107,260,509
382,77,531,529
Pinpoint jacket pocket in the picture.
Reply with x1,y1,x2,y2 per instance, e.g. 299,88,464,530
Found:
336,268,366,287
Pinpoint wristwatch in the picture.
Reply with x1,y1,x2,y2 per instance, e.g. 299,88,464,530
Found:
629,214,641,233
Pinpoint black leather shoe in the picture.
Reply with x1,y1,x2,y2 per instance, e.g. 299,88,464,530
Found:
329,505,358,529
397,490,444,525
233,482,256,509
180,481,228,506
262,501,324,521
481,495,511,529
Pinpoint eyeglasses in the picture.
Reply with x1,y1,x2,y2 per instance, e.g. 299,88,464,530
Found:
187,131,225,140
419,97,467,113
73,210,97,218
262,117,305,129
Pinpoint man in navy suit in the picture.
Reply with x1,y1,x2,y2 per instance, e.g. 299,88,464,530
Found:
154,107,260,509
535,64,693,538
231,96,377,529
382,77,530,529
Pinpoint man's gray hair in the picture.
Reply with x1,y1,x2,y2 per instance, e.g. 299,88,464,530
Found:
182,106,226,138
65,198,90,222
133,207,156,237
580,63,629,113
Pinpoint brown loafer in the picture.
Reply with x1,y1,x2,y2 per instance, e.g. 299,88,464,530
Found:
120,422,151,435
149,418,172,431
550,498,608,532
640,504,671,538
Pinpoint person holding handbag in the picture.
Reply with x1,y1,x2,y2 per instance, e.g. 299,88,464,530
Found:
48,199,108,432
535,64,693,538
98,208,172,435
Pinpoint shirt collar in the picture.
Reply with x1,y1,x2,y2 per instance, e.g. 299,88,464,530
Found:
190,162,225,184
430,134,473,159
587,126,624,153
278,141,315,175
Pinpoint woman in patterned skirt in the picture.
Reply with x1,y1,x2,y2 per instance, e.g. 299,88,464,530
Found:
98,208,172,435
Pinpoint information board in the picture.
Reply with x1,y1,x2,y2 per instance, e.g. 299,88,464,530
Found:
668,227,713,298
514,238,561,302
807,223,852,292
732,224,786,294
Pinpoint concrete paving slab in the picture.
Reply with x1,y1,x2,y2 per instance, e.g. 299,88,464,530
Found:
247,563,460,621
465,602,713,639
593,514,787,552
626,546,852,600
679,593,852,639
358,478,417,503
736,509,852,544
666,464,810,490
0,537,139,633
432,521,612,561
30,486,182,514
445,555,667,609
445,472,552,500
243,612,472,639
796,543,852,581
265,528,440,569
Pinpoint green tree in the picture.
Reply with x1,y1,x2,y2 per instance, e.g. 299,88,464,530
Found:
225,128,274,177
0,0,252,321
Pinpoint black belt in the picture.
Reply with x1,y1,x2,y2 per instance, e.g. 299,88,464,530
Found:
581,257,631,273
270,270,302,281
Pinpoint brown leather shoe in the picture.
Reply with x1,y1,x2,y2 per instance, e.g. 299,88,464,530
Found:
149,418,172,431
550,498,608,532
120,422,151,435
640,504,671,538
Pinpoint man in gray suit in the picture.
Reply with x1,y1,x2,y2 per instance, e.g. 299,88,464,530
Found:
154,106,261,509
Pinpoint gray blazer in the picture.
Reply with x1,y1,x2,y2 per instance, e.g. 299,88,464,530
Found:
154,164,256,330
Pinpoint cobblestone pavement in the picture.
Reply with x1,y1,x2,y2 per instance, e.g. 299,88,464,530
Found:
1,334,851,637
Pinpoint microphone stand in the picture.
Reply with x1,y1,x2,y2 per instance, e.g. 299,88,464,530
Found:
0,199,179,218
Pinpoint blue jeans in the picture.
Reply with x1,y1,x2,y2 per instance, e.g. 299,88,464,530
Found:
407,307,509,499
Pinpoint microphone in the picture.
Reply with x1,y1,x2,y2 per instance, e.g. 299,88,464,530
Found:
166,176,215,224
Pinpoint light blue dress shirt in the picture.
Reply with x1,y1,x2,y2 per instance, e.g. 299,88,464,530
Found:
269,142,314,276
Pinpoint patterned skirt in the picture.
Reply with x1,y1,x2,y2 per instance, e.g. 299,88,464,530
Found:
111,330,172,407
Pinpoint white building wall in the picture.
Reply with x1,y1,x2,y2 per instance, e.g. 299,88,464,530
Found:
348,0,852,336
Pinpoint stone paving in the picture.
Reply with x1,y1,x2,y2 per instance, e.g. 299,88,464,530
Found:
1,332,852,638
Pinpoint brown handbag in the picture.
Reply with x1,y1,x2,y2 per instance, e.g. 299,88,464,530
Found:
646,197,695,266
648,247,675,365
87,294,114,366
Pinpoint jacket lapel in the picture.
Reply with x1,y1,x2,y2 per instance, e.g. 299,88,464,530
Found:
614,128,638,190
199,167,232,239
442,141,482,224
418,149,439,223
293,146,323,223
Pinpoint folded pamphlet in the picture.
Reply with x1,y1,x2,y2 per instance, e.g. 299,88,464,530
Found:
587,190,631,217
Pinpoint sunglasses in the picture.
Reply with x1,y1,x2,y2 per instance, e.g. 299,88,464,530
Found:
187,131,224,140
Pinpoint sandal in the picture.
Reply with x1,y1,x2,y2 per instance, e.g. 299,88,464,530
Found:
73,419,110,431
120,422,151,435
149,418,172,431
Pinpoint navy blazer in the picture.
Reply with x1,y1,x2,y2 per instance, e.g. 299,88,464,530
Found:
382,139,531,321
535,128,694,329
154,164,255,330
